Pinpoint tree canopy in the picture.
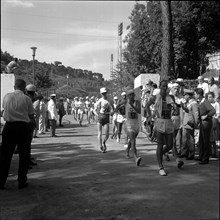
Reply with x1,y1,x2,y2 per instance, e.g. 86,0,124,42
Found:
122,1,220,81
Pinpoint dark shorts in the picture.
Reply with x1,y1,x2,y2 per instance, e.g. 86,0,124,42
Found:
156,131,173,146
97,114,110,126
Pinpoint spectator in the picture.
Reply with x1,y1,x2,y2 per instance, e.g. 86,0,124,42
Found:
180,89,199,159
5,58,19,74
207,92,219,158
56,97,65,127
0,79,35,189
48,94,58,137
194,88,216,164
208,76,219,102
197,76,209,95
38,95,46,134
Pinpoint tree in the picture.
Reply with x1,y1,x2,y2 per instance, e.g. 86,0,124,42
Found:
160,1,175,80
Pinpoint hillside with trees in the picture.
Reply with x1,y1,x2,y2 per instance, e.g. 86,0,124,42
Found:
1,49,106,98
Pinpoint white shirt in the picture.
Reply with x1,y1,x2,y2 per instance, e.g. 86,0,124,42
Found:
47,99,58,120
211,102,220,118
2,90,34,123
197,82,209,94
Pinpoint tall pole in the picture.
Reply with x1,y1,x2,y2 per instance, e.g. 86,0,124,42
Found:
32,55,35,85
66,74,69,97
118,22,123,64
110,54,113,78
30,47,37,85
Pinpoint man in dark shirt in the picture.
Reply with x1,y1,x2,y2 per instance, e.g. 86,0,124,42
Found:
194,88,216,164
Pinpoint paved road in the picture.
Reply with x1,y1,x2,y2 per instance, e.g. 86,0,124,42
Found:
0,115,219,220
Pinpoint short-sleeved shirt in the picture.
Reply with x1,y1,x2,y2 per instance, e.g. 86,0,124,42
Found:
2,90,34,123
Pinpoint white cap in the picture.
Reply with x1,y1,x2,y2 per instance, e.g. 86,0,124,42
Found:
26,84,36,92
100,87,107,94
121,92,126,96
176,78,183,82
50,94,56,97
172,83,180,88
113,96,118,100
86,96,89,99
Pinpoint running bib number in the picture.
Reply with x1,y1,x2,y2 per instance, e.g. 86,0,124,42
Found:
128,108,137,119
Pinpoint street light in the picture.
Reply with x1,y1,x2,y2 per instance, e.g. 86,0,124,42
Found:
66,74,69,97
30,47,37,85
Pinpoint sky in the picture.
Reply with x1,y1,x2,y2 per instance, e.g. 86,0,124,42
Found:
1,0,146,80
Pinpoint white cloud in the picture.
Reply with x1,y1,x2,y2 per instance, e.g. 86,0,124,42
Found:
4,0,34,8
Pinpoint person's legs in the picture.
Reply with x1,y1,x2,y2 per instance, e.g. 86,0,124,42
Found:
172,129,184,167
156,132,173,175
181,128,188,157
79,112,84,126
187,129,195,159
201,120,212,163
111,120,117,139
102,123,109,152
0,123,17,188
127,130,141,165
50,119,56,137
17,124,30,186
97,123,103,151
117,122,123,142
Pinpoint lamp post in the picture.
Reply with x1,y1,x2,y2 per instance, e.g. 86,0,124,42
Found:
66,74,69,97
30,47,37,85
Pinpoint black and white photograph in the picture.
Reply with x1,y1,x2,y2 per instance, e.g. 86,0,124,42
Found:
1,1,220,219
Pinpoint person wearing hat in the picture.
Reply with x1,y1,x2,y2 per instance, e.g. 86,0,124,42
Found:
56,97,65,127
0,79,35,189
197,76,209,95
180,89,199,160
114,92,127,143
123,89,142,166
25,84,38,167
94,87,111,153
48,94,58,137
111,96,119,139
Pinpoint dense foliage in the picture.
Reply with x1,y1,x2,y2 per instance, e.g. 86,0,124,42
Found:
122,1,220,82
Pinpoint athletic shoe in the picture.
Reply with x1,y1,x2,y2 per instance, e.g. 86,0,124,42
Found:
116,137,120,143
177,160,184,168
159,168,167,176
